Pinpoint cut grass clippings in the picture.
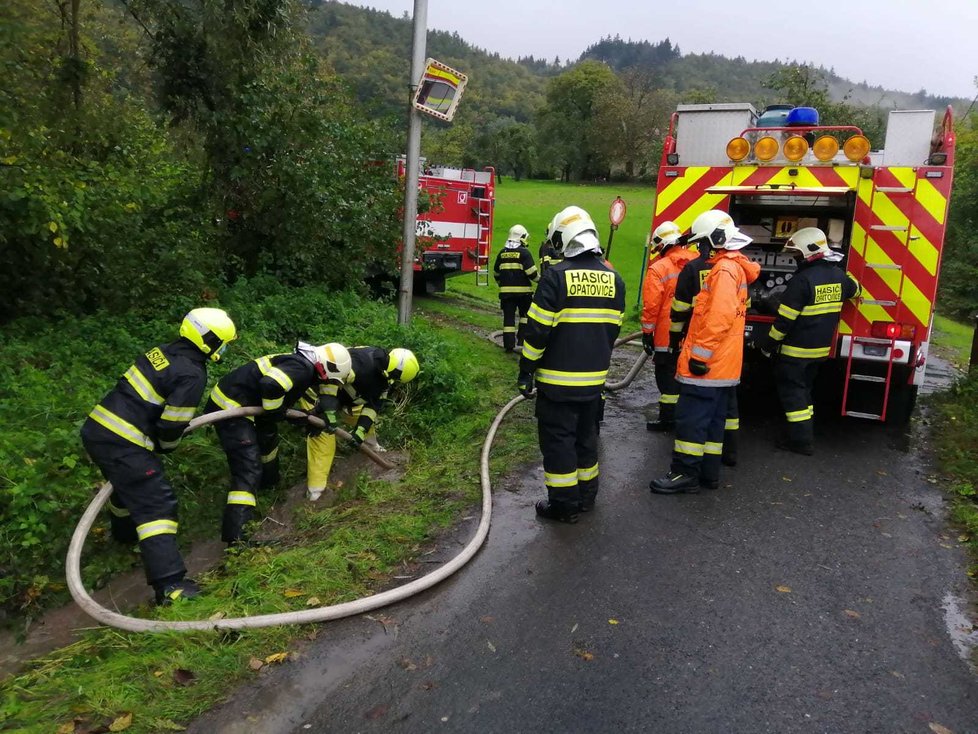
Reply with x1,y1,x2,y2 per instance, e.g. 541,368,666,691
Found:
0,300,538,734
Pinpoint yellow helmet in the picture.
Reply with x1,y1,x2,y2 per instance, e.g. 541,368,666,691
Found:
180,308,237,362
386,348,419,383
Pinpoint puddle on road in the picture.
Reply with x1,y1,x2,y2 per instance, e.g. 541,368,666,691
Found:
942,592,978,671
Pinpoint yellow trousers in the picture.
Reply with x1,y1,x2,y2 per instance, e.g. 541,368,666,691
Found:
305,406,374,493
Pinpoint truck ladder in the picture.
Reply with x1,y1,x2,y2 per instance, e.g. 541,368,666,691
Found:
474,197,492,286
840,335,898,421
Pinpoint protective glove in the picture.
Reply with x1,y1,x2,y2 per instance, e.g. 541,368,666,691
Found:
641,331,656,356
517,370,535,398
350,425,367,447
312,409,338,437
668,331,683,354
688,358,710,376
287,411,311,429
753,335,775,359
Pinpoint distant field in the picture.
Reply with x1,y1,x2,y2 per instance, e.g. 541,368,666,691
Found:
446,179,656,314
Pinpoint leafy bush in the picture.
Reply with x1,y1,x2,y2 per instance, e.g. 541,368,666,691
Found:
0,283,476,620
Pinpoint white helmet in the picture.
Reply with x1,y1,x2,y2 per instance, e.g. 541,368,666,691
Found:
785,227,831,261
546,206,600,257
506,224,529,248
650,221,682,252
314,343,352,381
689,210,752,251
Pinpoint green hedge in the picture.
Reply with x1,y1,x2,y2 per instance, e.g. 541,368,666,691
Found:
0,280,476,620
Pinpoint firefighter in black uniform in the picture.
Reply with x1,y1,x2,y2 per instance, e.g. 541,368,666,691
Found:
80,308,237,604
304,346,420,501
205,342,351,543
667,234,741,466
518,206,626,522
538,233,562,274
755,227,860,455
493,224,539,352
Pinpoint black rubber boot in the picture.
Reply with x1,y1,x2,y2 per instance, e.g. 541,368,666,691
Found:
535,500,579,523
776,437,814,456
154,578,201,606
646,418,675,432
222,504,255,544
649,472,700,494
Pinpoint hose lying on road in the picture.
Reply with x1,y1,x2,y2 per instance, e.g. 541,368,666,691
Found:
66,398,524,632
488,329,647,392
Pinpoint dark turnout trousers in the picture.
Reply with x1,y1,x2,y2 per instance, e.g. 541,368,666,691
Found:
535,393,601,510
500,294,532,352
774,356,822,448
670,383,732,484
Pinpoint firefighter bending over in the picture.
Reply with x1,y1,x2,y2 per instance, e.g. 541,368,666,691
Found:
755,227,860,455
205,342,352,543
305,347,419,501
641,221,698,431
650,210,759,495
493,224,539,352
518,206,626,523
81,308,237,605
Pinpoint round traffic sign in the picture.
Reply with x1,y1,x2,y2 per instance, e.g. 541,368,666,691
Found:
609,196,627,226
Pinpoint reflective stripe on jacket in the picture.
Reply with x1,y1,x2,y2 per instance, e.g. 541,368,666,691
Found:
209,353,320,420
669,249,712,338
493,245,539,295
641,246,698,350
677,251,760,386
519,252,626,401
83,338,208,451
766,259,860,359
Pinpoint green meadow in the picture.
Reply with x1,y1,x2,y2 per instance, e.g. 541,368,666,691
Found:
447,178,656,313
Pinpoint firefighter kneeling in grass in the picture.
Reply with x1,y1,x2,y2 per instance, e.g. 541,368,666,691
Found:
650,210,760,495
493,224,539,352
81,308,237,605
518,206,626,523
754,227,860,455
205,342,352,544
304,347,420,501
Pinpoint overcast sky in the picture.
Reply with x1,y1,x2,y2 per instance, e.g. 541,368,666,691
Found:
345,0,978,100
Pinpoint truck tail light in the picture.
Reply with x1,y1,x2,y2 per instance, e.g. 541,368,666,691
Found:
870,321,915,340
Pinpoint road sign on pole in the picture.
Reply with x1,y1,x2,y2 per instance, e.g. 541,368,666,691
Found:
605,196,627,259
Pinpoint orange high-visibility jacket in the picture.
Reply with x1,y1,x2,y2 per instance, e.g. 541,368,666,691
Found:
641,246,699,350
677,251,760,386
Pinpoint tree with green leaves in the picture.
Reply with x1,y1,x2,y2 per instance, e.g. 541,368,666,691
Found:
536,60,619,181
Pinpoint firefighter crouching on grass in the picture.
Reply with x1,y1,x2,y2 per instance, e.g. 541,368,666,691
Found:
205,342,352,544
650,210,759,495
80,308,237,605
304,347,419,501
668,228,741,466
518,206,626,523
641,221,698,431
493,224,539,352
754,227,860,455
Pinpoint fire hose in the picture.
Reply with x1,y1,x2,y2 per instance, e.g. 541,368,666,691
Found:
67,333,647,631
66,399,523,632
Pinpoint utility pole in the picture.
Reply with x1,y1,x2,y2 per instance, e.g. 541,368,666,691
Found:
397,0,428,326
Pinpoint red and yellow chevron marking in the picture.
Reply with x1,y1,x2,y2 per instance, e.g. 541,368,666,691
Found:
845,167,952,336
652,163,953,340
653,165,860,232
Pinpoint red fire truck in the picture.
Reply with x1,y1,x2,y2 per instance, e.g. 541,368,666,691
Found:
648,103,956,423
396,157,496,294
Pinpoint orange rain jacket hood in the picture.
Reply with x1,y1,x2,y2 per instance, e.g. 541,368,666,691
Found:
677,251,761,385
641,246,699,350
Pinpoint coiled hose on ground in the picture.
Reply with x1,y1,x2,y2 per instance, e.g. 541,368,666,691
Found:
66,334,648,632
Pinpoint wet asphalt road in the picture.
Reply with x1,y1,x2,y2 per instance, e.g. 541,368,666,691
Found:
190,352,978,734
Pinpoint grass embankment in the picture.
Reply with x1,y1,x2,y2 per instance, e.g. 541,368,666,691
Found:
930,314,978,576
0,280,537,733
447,179,654,332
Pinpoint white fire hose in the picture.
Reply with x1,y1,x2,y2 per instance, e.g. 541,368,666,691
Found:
66,399,522,632
67,330,648,632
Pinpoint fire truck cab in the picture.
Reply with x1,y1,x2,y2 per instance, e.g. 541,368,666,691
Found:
650,103,956,423
396,157,495,294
